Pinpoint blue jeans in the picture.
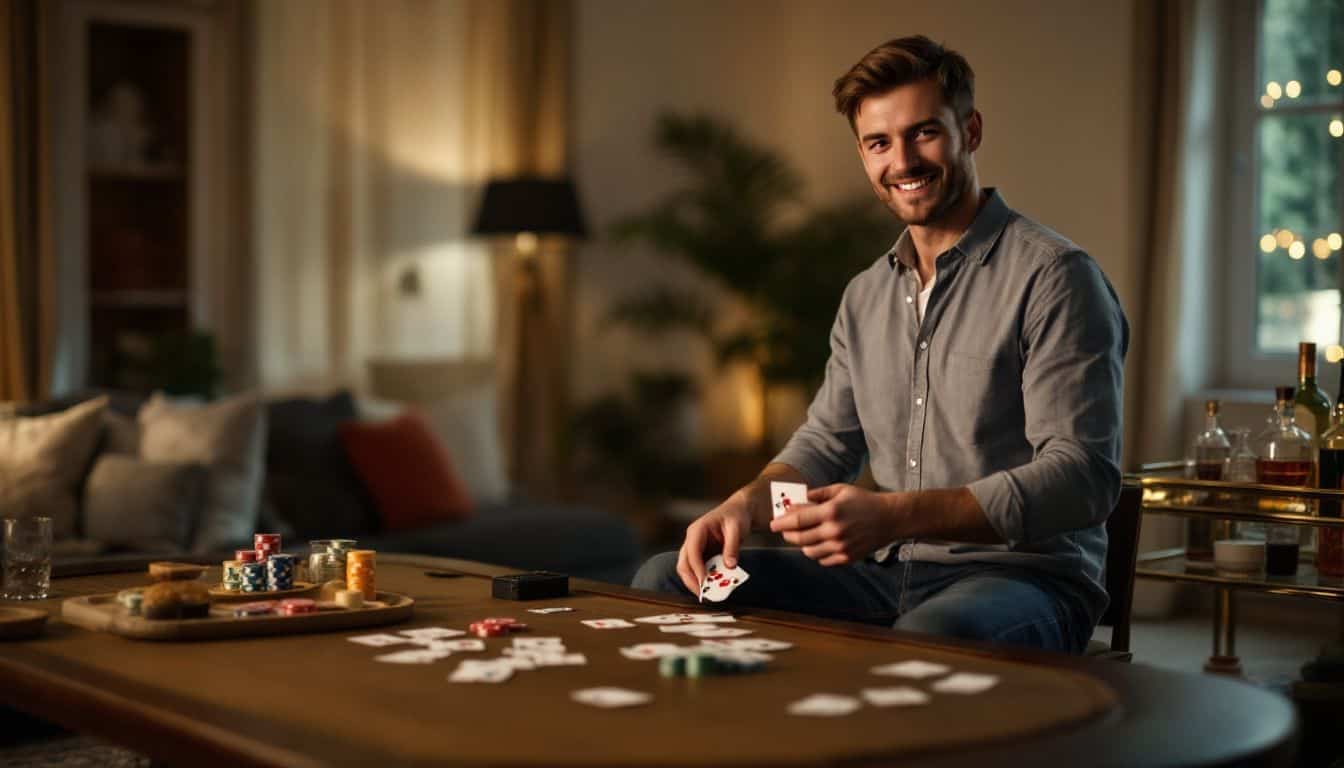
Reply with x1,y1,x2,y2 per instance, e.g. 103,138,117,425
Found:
630,548,1094,654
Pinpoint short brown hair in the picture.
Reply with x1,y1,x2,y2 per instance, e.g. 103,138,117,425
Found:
833,36,975,131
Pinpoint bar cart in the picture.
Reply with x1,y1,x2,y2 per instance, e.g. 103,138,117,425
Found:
1131,461,1344,677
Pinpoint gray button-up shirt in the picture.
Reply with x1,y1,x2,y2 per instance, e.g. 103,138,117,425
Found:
773,189,1129,621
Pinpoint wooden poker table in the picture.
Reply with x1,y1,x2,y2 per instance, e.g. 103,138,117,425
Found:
0,555,1297,767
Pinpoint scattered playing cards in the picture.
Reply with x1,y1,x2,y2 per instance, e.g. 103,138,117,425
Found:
657,623,725,634
427,638,485,653
527,607,575,614
581,618,636,629
570,687,652,709
633,612,736,625
680,626,752,638
932,672,1000,694
787,693,861,717
870,660,950,679
701,637,793,652
770,481,809,518
619,643,684,660
399,627,466,641
512,637,565,649
861,686,930,707
374,649,453,665
347,633,410,648
699,554,749,603
448,660,514,683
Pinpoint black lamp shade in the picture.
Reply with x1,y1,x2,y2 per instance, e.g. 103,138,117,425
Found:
470,177,588,238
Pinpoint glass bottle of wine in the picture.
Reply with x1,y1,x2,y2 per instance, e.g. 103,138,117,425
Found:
1254,386,1314,576
1318,399,1344,577
1293,342,1329,551
1187,400,1231,562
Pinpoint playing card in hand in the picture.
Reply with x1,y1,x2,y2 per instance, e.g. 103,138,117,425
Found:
699,554,749,603
770,481,809,518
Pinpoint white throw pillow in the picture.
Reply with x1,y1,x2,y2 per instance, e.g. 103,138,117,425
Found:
139,391,266,552
0,397,108,538
421,385,510,504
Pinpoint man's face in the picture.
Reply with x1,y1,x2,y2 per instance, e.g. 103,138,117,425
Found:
853,78,981,227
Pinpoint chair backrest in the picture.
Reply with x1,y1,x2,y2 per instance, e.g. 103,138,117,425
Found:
1099,482,1143,653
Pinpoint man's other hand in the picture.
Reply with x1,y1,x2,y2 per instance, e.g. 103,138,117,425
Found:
769,484,898,566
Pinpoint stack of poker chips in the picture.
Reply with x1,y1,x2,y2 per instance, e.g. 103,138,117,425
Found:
234,549,259,565
266,553,296,591
468,617,528,637
240,561,267,593
254,533,282,561
659,650,766,678
221,560,244,592
278,598,317,616
346,549,376,600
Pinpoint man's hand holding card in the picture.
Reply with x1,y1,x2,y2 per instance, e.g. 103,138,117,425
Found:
770,483,899,566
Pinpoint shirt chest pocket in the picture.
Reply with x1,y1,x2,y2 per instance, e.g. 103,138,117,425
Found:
938,349,1023,446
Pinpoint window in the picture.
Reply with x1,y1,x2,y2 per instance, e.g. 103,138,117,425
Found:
1252,0,1344,354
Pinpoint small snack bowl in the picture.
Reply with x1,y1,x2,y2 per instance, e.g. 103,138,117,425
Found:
1214,539,1265,575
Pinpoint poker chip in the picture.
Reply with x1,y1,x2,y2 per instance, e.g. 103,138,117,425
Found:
239,561,267,593
468,621,509,638
266,553,296,591
233,601,276,617
333,589,364,609
278,598,317,616
234,549,259,563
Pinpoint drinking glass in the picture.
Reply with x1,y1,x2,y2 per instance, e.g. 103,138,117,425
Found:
3,517,52,600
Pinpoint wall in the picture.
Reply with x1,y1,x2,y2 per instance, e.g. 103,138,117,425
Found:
572,0,1141,454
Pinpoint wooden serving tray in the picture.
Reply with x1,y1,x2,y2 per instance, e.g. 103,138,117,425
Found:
207,581,319,601
61,591,413,641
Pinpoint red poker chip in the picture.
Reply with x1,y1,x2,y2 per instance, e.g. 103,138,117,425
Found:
480,617,517,626
469,623,507,638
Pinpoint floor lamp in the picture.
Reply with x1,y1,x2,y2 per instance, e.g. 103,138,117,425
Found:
470,177,588,497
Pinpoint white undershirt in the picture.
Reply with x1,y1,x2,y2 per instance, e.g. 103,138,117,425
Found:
916,271,936,325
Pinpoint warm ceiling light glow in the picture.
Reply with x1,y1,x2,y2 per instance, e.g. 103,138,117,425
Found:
1330,232,1343,250
1290,241,1307,259
1267,81,1283,99
1313,238,1332,259
1261,94,1276,108
1260,234,1278,253
1331,118,1344,137
1329,69,1343,86
1286,80,1302,98
1277,229,1296,248
1329,344,1344,363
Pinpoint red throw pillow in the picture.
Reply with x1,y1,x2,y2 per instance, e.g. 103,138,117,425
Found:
339,410,474,530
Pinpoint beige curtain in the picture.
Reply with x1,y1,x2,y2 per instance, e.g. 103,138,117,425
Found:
252,0,571,494
1124,0,1225,615
0,0,52,404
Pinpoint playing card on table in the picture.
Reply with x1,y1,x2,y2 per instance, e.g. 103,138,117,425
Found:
787,693,862,717
619,643,684,660
429,638,485,653
399,627,466,641
702,637,793,652
570,687,652,709
699,648,773,664
495,655,536,671
512,636,565,649
770,481,809,518
374,649,453,665
347,633,410,648
861,686,931,707
681,626,752,638
932,672,1000,694
527,606,575,614
581,618,635,629
448,660,514,683
699,554,750,603
870,660,951,679
657,623,720,634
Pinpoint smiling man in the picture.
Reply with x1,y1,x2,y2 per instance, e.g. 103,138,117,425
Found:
631,36,1129,653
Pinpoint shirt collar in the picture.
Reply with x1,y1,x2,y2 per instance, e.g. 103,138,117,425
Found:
885,188,1012,272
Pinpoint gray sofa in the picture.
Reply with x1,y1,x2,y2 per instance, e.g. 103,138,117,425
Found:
18,389,642,584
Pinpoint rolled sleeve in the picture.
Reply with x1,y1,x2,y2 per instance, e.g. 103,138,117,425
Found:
772,285,868,486
982,250,1128,545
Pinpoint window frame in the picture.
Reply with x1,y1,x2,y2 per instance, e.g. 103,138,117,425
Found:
1220,0,1344,390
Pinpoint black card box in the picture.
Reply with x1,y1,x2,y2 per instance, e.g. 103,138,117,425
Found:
492,571,569,600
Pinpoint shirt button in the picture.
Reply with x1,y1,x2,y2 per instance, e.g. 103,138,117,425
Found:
918,340,928,350
915,397,924,406
905,296,913,304
909,459,918,468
